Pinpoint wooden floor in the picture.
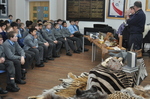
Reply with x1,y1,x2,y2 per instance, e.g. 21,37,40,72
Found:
0,45,150,99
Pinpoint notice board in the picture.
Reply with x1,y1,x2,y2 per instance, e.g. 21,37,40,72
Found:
66,0,105,22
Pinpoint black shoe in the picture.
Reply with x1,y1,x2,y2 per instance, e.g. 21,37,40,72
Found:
73,50,80,54
0,88,8,94
77,49,82,52
66,52,72,56
47,57,54,60
35,63,44,67
43,58,48,63
15,79,26,84
21,76,26,80
6,83,20,92
21,69,27,74
41,60,44,64
53,55,60,58
84,48,89,51
21,70,27,80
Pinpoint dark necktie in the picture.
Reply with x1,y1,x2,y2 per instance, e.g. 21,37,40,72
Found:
73,25,77,31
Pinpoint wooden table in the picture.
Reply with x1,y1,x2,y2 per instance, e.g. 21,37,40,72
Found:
84,35,126,62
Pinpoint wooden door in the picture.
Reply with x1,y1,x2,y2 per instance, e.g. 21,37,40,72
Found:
29,1,49,22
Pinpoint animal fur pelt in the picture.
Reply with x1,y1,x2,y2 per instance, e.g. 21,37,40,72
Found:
120,85,150,99
107,85,150,99
28,72,89,99
28,72,150,99
28,72,107,99
42,86,108,99
74,85,108,99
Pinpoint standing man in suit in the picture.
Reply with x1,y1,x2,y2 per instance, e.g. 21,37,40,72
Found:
3,31,26,84
126,1,146,58
23,28,44,67
42,22,62,57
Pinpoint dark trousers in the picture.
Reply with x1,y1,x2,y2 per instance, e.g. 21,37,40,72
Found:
57,38,71,53
24,50,35,68
49,41,62,56
40,44,53,58
28,46,43,65
67,37,82,50
0,60,15,84
129,34,143,50
73,32,83,37
66,38,76,51
74,35,84,49
6,59,22,81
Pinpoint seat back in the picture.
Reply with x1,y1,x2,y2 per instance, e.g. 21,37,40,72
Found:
0,70,6,73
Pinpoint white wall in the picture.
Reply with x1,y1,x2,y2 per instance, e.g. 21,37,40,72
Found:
6,0,150,32
8,0,16,20
50,0,57,20
57,0,65,19
15,0,26,23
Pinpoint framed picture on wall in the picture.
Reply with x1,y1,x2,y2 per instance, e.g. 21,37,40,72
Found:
0,0,8,18
0,5,7,16
1,0,7,4
146,0,150,11
107,0,128,19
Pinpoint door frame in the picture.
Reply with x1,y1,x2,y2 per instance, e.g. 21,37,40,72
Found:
29,1,50,22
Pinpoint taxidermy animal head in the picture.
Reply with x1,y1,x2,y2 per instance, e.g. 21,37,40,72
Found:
101,57,123,70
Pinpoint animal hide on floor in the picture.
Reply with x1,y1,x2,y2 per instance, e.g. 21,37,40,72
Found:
28,72,150,99
28,72,90,99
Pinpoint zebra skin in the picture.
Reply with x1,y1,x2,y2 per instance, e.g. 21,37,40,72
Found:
86,63,142,94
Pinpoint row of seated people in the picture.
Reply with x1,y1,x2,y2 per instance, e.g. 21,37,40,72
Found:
0,19,88,94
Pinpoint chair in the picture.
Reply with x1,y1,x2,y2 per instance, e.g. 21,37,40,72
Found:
0,70,6,73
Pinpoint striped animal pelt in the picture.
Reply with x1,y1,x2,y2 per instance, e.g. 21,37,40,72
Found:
86,63,139,94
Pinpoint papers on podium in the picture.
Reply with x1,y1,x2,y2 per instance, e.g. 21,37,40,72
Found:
126,51,137,68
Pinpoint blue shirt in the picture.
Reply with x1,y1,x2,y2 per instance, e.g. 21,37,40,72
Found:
19,28,24,33
73,25,79,31
8,19,12,24
46,29,51,33
63,27,68,30
68,25,78,34
59,25,63,29
17,30,22,38
56,28,60,31
8,39,15,46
